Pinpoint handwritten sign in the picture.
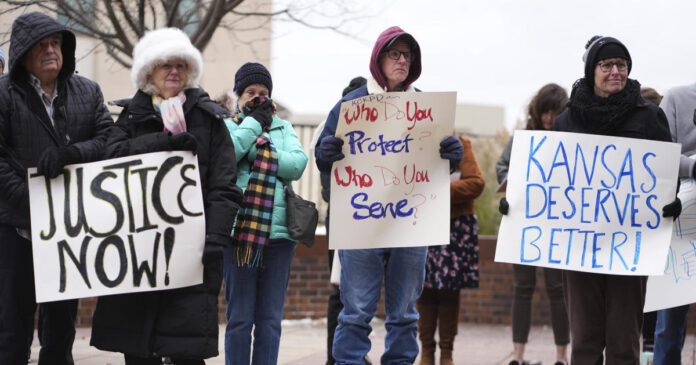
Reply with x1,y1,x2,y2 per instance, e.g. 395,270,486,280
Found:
645,177,696,311
329,92,456,249
495,130,680,275
29,151,205,302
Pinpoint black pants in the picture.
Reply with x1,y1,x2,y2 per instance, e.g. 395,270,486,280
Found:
564,270,646,365
0,224,78,365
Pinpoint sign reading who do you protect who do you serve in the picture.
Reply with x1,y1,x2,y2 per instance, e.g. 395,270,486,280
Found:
29,151,206,303
496,130,680,275
329,91,456,249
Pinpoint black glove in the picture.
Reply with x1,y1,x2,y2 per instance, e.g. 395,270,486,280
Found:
170,132,198,155
247,97,275,131
37,146,81,178
498,197,509,215
439,136,463,161
317,136,345,164
202,243,224,265
662,197,682,221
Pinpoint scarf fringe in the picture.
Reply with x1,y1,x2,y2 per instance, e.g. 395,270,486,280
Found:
235,245,263,268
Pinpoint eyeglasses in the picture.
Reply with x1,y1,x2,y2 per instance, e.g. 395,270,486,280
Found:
597,61,628,73
384,49,414,63
158,62,188,72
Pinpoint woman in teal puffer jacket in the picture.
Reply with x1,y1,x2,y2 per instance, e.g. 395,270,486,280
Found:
222,62,308,365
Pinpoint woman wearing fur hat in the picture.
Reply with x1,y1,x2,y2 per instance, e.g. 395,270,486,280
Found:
500,35,680,364
222,62,308,365
90,28,243,364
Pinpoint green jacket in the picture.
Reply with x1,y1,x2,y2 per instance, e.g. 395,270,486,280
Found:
225,113,308,240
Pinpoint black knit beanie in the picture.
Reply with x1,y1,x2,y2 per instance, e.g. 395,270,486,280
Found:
583,36,631,86
234,62,273,97
342,76,367,97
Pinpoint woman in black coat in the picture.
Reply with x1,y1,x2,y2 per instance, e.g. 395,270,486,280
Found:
90,28,242,364
551,36,679,365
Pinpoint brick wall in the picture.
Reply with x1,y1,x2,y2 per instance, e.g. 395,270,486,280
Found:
73,235,696,332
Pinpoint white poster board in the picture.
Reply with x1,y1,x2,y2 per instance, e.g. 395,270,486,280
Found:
29,151,206,302
645,177,696,311
495,130,680,275
329,91,456,249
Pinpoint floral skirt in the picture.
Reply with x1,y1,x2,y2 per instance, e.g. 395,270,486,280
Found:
424,214,479,290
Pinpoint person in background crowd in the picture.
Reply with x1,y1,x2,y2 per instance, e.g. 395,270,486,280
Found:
652,82,696,365
496,83,570,365
639,86,662,359
499,35,681,364
90,27,242,365
315,75,369,365
223,62,308,365
0,12,113,364
417,132,484,365
315,26,464,364
0,47,5,74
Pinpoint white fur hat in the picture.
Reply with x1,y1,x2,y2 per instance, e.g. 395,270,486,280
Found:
130,27,203,91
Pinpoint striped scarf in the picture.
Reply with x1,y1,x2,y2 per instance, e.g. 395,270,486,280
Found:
232,134,278,267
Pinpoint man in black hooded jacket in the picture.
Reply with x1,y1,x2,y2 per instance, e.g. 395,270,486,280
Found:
0,12,113,364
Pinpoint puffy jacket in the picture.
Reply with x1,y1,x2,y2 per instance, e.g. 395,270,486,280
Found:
90,88,242,358
225,113,308,240
0,12,112,228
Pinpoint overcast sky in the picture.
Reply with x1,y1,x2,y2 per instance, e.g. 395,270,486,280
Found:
271,0,696,129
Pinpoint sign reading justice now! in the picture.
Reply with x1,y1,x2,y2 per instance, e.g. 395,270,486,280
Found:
329,91,456,249
28,151,206,302
496,130,680,275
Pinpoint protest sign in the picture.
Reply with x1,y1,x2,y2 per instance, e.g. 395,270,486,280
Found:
645,177,696,311
329,91,456,249
495,130,680,275
29,151,206,302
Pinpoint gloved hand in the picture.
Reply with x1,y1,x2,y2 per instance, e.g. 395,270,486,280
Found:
37,146,81,178
662,197,682,221
439,136,463,161
202,243,224,265
170,132,198,155
247,97,274,131
498,197,509,215
318,136,345,164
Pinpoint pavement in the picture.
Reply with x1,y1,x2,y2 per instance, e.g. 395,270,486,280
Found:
29,319,696,364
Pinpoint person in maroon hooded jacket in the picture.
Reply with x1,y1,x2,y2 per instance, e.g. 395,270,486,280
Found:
315,26,464,365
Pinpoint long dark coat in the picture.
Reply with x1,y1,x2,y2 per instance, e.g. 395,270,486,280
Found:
90,88,243,358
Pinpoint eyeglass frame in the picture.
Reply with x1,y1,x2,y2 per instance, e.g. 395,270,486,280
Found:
383,49,414,63
596,60,628,73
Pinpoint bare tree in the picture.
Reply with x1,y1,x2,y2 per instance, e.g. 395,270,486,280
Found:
1,0,361,68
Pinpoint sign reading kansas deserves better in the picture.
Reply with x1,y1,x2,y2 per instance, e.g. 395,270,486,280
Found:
329,92,455,249
29,151,205,302
495,130,679,275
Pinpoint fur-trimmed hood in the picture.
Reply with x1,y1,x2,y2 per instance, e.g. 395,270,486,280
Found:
130,27,203,92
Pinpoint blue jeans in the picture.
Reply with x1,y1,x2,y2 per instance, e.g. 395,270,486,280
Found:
223,239,296,365
654,304,689,365
333,247,427,365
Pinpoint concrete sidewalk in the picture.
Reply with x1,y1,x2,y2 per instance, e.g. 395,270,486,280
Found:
31,320,696,364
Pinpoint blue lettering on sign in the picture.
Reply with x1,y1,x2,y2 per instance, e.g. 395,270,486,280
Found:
600,144,617,189
641,153,657,193
350,192,413,220
571,144,599,185
526,136,548,182
609,231,628,271
592,232,605,268
645,195,660,229
616,149,636,193
526,184,547,218
521,226,542,263
548,142,571,185
344,131,413,156
548,228,562,264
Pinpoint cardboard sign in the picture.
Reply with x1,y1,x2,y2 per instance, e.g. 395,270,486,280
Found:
29,151,206,302
329,92,456,249
495,130,680,275
645,177,696,311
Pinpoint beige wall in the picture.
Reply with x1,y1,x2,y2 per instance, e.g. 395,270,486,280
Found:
0,3,271,108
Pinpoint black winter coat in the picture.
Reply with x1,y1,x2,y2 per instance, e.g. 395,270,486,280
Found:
90,88,242,358
553,89,671,143
0,12,112,229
